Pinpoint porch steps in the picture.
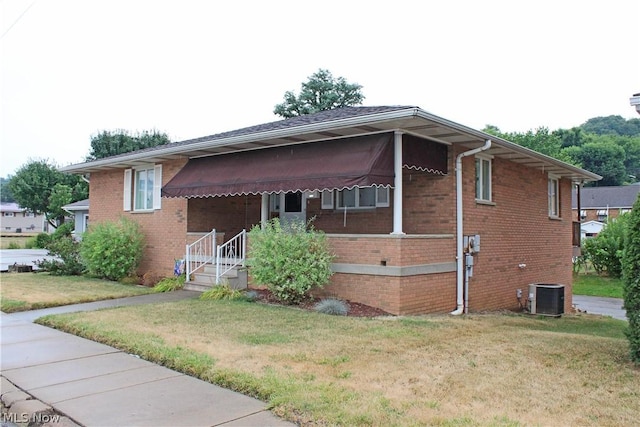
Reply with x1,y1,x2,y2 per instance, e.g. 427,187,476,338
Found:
184,264,248,292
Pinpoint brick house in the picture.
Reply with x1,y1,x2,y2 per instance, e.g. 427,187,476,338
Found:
61,106,600,315
572,184,640,223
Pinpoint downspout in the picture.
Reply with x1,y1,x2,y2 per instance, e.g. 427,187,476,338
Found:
451,139,492,315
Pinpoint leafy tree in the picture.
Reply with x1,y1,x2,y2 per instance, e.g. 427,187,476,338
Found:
482,125,502,136
86,129,171,160
273,69,365,118
580,115,640,137
553,127,587,148
0,177,14,202
7,160,88,228
565,141,626,186
622,194,640,363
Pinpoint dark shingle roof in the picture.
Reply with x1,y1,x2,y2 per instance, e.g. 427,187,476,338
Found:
83,106,416,163
572,185,640,209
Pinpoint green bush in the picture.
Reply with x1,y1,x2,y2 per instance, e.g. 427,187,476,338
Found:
582,214,628,277
34,232,52,248
36,222,83,275
247,218,334,304
199,283,246,301
7,241,21,249
622,194,640,363
154,275,185,293
314,298,348,316
80,218,145,281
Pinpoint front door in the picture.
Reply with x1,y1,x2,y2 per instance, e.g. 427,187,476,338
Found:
280,191,306,225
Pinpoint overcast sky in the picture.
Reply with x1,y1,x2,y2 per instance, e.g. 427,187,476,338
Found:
1,0,638,176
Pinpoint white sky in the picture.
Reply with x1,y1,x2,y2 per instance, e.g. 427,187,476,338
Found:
1,0,639,176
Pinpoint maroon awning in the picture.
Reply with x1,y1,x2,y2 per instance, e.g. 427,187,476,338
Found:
162,132,447,198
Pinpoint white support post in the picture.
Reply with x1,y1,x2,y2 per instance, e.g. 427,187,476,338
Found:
391,131,405,235
261,193,269,229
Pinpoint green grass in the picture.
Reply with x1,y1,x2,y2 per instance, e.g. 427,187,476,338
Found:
35,299,639,426
573,273,624,298
0,272,155,312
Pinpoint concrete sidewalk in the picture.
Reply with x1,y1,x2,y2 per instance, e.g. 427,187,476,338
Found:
1,292,293,426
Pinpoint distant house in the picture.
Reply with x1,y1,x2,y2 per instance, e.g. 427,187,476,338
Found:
0,203,46,233
62,199,89,238
580,220,605,239
572,184,640,223
61,106,601,315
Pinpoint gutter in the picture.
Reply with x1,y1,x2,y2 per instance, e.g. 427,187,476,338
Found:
451,139,492,315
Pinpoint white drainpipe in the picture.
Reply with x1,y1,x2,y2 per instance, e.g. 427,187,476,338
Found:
451,139,492,315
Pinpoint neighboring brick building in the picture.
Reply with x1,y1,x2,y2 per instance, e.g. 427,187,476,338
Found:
572,184,640,223
62,106,600,315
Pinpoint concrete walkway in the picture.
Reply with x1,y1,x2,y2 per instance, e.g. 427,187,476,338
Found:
1,291,293,426
573,295,627,321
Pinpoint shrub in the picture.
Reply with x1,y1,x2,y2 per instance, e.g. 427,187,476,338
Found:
582,214,628,277
622,194,640,363
154,275,185,293
200,283,246,301
34,232,52,248
247,218,334,304
314,298,348,316
80,217,145,281
7,241,21,249
36,222,83,275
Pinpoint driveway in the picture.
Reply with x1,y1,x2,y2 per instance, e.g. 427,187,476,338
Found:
573,295,627,321
0,249,56,272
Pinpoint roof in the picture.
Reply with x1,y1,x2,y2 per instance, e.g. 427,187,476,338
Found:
572,185,640,209
0,203,25,213
60,105,602,183
62,199,90,211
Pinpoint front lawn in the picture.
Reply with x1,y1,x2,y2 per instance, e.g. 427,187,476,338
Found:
38,300,638,426
0,273,154,312
573,273,624,298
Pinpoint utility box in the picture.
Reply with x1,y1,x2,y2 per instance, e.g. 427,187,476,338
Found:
528,284,564,317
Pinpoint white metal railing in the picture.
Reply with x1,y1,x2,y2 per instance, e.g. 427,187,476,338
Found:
185,229,216,282
216,229,246,284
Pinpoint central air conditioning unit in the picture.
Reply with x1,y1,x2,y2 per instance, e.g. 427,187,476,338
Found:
528,284,564,317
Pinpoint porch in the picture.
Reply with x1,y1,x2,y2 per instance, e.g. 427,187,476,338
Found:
183,225,456,315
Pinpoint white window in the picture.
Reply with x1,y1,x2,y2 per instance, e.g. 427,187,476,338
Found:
24,212,35,218
597,209,608,221
548,176,559,217
3,212,15,217
124,165,162,212
321,190,334,209
475,156,492,202
335,186,389,209
269,193,281,211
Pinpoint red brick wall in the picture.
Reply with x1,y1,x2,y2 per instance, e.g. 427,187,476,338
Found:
188,195,262,237
89,159,188,278
459,151,574,313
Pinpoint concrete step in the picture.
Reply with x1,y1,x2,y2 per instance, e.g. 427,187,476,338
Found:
185,266,248,292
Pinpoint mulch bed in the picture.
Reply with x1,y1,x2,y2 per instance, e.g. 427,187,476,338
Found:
250,288,392,317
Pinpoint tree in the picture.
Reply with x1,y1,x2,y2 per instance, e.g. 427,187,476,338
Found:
7,160,88,228
565,141,627,186
580,115,640,137
622,194,640,363
86,129,171,160
273,69,365,118
0,177,14,203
